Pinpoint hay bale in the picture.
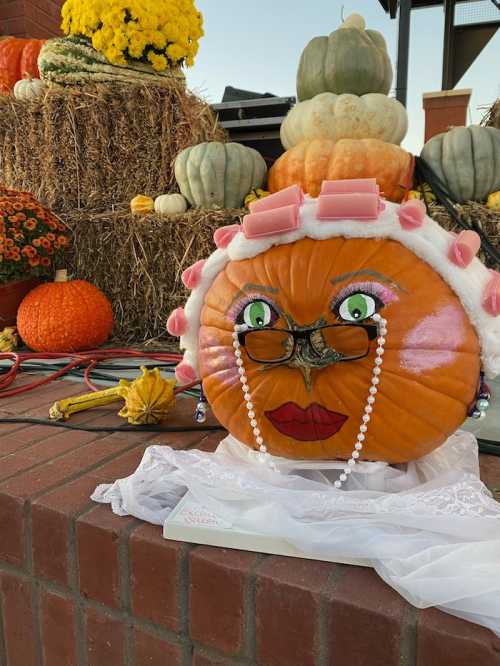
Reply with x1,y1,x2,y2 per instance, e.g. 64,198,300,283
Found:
427,201,500,269
62,207,244,344
0,82,225,212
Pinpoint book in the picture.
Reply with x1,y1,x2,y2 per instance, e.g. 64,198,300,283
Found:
163,491,366,566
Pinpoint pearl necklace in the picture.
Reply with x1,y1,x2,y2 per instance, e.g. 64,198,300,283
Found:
232,313,388,488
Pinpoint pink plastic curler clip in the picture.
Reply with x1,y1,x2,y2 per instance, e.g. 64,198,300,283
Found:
448,230,481,268
397,199,426,230
316,192,382,221
243,204,300,238
248,184,304,213
320,178,379,196
175,362,198,385
483,271,500,316
182,259,206,290
167,307,188,337
214,224,240,249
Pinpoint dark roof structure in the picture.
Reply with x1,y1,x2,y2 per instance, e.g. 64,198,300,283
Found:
378,1,499,103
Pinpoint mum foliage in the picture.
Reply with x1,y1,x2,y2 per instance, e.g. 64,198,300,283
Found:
0,188,70,284
61,0,203,70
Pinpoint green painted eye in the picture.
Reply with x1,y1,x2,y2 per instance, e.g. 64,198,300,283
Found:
338,293,376,322
243,300,273,328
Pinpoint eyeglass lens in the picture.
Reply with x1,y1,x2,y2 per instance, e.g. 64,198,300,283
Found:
244,326,370,363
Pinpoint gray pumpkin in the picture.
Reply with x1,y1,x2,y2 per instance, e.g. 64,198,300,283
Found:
174,142,267,209
296,14,393,102
421,126,500,203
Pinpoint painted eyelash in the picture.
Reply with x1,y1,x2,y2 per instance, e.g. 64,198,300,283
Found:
227,293,280,324
331,281,398,315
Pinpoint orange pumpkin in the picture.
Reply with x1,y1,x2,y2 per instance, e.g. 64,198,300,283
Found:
0,73,10,96
17,270,114,352
0,37,45,89
268,139,414,202
199,237,480,463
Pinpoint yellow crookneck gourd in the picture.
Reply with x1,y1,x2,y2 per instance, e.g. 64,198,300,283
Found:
407,183,436,203
0,327,18,352
486,191,500,212
244,188,270,208
49,367,176,425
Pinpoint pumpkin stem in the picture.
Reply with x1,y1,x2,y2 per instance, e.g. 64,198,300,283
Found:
54,269,68,283
340,13,365,30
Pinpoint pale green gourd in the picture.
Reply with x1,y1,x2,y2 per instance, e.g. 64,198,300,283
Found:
296,14,393,102
281,92,407,149
174,142,267,209
38,36,185,87
420,125,500,203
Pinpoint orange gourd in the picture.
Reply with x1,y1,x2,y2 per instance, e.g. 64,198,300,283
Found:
199,237,480,463
268,139,414,202
0,37,45,89
17,270,114,352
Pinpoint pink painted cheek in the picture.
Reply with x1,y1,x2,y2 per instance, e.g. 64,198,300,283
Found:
399,305,465,374
199,332,239,387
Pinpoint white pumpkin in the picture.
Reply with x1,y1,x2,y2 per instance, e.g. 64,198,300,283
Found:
13,78,46,101
154,193,188,215
280,92,408,150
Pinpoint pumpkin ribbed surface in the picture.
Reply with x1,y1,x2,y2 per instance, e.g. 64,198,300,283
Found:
199,237,480,463
420,125,500,203
268,139,414,202
174,142,267,209
296,15,393,101
17,279,113,352
281,93,408,149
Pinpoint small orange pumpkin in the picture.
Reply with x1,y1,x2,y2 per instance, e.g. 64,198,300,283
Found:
199,237,480,463
268,138,414,202
17,270,114,352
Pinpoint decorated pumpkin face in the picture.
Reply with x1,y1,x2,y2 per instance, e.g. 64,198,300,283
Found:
169,182,500,466
198,237,480,463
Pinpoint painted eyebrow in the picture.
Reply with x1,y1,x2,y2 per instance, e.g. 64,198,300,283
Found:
226,283,279,314
331,270,406,291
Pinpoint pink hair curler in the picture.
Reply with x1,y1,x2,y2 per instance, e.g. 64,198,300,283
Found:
182,259,206,290
320,178,379,196
213,224,240,249
248,184,304,213
316,192,382,221
167,307,188,337
175,362,198,385
448,230,481,268
397,199,426,230
243,204,300,238
483,271,500,316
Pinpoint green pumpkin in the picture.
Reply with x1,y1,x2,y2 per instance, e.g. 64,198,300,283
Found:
174,142,267,209
296,14,393,102
421,125,500,203
38,36,185,87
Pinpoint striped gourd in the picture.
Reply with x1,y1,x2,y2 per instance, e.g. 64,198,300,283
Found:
38,36,185,87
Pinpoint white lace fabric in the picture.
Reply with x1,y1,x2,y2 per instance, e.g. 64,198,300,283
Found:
92,430,500,636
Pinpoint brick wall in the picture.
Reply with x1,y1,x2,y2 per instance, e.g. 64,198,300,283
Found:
1,380,500,665
0,0,63,38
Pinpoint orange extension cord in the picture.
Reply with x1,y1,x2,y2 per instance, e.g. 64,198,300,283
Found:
0,349,198,399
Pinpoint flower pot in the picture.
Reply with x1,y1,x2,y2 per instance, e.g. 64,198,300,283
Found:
0,277,41,327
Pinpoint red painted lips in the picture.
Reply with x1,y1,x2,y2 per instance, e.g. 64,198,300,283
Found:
265,402,348,441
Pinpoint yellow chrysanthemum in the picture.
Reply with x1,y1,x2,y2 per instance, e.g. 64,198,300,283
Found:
61,0,203,69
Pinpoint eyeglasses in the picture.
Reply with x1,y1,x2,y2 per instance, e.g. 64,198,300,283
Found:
237,323,378,365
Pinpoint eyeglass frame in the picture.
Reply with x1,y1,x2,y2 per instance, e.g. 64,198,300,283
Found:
236,322,379,365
